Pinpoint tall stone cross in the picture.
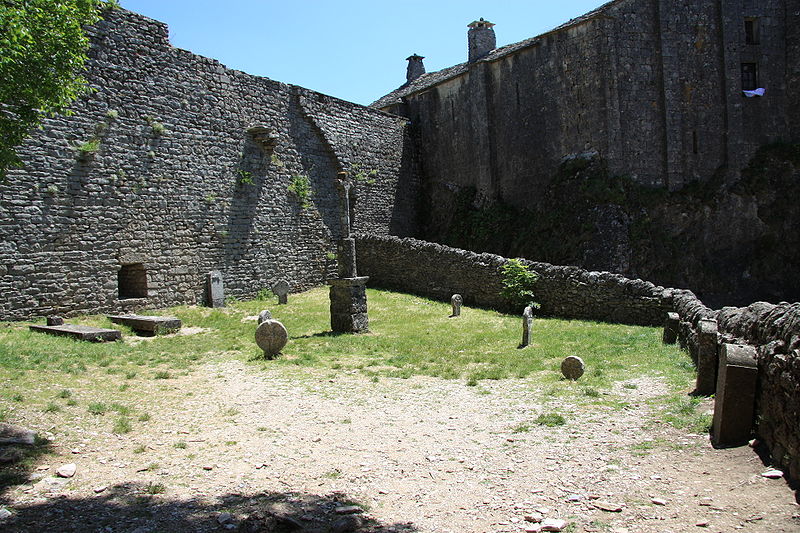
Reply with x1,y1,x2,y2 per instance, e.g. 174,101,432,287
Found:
336,171,353,238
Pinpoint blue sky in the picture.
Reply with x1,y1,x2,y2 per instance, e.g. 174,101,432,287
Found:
119,0,611,106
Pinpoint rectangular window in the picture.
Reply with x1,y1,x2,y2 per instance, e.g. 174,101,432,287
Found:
741,63,758,91
745,18,760,45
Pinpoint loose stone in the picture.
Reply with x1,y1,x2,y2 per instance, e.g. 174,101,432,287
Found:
540,518,567,531
56,463,76,478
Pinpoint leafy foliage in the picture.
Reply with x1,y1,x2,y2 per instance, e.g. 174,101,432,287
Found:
500,258,540,311
0,0,107,179
288,174,312,208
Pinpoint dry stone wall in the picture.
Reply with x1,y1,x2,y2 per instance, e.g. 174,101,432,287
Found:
0,9,418,320
355,234,671,326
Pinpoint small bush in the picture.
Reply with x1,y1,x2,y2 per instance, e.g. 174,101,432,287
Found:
146,482,166,494
500,259,540,311
256,288,273,301
76,138,100,156
154,370,171,379
237,169,254,186
105,108,119,119
288,175,312,208
57,389,72,399
88,402,107,415
150,122,165,135
113,416,132,434
44,402,61,413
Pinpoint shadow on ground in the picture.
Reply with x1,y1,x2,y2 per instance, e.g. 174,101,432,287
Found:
1,482,418,532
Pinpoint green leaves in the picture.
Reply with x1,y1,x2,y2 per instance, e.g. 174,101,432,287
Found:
500,258,540,311
0,0,105,179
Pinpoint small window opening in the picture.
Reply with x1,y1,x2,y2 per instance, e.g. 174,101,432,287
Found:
692,131,699,154
745,18,760,45
118,263,148,299
741,63,758,91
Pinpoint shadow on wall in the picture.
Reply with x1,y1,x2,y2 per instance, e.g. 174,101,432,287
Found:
0,481,418,532
388,128,420,237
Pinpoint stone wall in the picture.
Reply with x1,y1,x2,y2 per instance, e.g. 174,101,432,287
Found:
356,233,800,481
355,234,671,326
0,9,418,320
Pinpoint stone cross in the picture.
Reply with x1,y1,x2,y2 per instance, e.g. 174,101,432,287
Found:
272,279,291,305
561,356,585,380
335,171,353,238
255,319,288,359
450,294,463,317
206,270,225,308
520,305,534,348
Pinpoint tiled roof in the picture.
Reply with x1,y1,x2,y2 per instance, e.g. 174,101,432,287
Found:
370,0,622,110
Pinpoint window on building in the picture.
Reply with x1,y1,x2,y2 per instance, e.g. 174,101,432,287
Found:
741,63,759,91
745,18,760,45
118,263,148,299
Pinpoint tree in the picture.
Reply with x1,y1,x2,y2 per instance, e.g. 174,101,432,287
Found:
0,0,108,180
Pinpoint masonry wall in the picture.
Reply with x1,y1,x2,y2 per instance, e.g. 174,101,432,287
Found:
356,234,671,326
357,233,800,482
0,9,418,321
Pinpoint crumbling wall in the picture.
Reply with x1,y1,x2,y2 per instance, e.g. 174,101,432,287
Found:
0,9,418,320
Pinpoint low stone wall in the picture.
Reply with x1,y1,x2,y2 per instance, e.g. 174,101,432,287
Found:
355,233,800,481
355,234,672,326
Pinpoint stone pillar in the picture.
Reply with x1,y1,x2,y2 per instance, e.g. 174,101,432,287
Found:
695,318,719,395
337,238,357,278
662,312,679,344
450,294,463,317
712,344,758,447
328,277,369,333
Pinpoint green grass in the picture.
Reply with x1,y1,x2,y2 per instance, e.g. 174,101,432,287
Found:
534,413,566,427
0,287,696,432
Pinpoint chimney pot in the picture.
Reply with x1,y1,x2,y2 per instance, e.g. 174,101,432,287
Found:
406,53,426,83
467,18,496,62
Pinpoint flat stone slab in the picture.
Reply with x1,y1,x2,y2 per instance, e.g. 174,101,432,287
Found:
29,324,121,342
107,314,181,335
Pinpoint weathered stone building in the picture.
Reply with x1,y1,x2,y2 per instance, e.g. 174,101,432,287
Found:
374,0,800,305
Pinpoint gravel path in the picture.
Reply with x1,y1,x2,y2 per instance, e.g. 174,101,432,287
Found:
2,360,798,532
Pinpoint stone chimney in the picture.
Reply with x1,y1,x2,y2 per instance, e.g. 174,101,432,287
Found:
406,54,426,83
468,18,496,62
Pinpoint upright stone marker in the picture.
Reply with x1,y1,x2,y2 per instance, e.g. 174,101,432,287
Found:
712,343,758,447
561,356,585,380
450,294,463,317
662,312,679,344
695,318,719,395
255,319,288,359
520,306,534,348
206,270,225,308
273,279,290,305
257,309,272,324
328,171,369,333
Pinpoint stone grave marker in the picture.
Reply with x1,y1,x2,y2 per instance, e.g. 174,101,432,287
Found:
520,305,534,348
255,319,288,358
696,318,719,395
29,323,121,342
561,356,585,380
257,309,272,324
206,270,225,308
273,279,291,305
47,316,64,326
712,343,758,447
662,312,679,344
107,314,181,335
450,294,463,317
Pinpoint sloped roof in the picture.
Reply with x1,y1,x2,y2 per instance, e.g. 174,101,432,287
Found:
370,0,622,110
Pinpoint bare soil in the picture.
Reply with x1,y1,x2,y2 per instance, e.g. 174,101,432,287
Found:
1,360,798,532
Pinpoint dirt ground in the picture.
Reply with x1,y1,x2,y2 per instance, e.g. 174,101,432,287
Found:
1,359,798,532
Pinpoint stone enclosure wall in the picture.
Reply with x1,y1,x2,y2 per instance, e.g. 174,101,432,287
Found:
356,234,800,481
0,9,418,320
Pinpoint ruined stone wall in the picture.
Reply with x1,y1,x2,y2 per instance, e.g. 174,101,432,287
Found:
0,9,418,320
355,234,671,326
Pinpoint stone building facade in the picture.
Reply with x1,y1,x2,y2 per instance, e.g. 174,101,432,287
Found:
0,9,418,320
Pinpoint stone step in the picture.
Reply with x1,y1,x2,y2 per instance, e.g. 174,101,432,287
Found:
29,324,121,342
106,314,181,335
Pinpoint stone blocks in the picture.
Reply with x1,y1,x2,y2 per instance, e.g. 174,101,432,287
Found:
29,324,121,342
107,314,181,335
712,343,758,447
695,318,719,395
328,277,369,333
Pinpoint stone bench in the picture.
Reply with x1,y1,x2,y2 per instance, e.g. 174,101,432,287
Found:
107,314,181,335
29,324,121,342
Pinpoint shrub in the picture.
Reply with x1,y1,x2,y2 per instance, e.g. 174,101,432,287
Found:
500,258,540,311
288,175,312,208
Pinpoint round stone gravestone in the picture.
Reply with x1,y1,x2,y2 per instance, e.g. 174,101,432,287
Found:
561,356,585,380
255,319,288,358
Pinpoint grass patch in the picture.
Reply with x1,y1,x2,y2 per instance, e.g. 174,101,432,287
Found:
534,413,566,427
113,416,132,434
88,402,107,415
145,482,166,494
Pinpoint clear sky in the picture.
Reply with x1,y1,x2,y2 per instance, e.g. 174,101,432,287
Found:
119,0,611,106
